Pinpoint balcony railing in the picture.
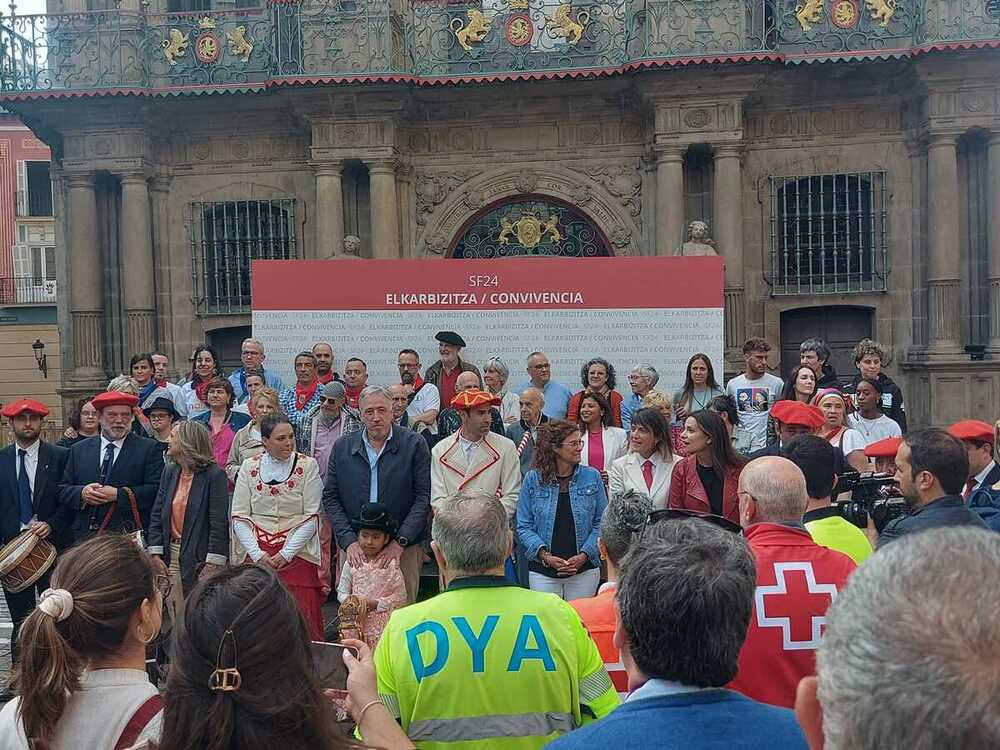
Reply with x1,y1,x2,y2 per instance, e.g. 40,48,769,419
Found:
0,275,57,305
0,0,997,95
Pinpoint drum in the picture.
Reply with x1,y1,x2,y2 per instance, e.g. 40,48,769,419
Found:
0,530,56,593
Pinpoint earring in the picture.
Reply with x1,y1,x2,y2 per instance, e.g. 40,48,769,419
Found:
137,627,155,645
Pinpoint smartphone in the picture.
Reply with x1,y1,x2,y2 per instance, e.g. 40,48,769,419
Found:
310,641,359,691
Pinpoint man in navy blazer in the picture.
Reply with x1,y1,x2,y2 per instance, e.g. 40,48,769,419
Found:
59,391,164,544
0,398,71,659
322,385,430,603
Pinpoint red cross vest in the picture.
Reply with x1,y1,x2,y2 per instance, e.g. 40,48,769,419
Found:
728,523,856,708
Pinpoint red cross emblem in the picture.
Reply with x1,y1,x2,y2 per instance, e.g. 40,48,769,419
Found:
755,562,838,651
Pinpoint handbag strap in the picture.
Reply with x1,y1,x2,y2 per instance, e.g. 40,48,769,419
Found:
98,487,143,533
113,694,163,750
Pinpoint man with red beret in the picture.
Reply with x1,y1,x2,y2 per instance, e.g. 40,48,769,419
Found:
58,391,164,544
947,420,999,499
0,399,70,662
947,420,1000,531
864,436,903,476
431,389,522,518
748,401,852,476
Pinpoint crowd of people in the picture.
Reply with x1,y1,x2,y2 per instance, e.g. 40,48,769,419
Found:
0,328,998,749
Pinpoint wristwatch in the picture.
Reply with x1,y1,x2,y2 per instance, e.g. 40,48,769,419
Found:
397,536,409,548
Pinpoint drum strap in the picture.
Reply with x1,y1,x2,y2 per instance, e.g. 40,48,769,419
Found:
114,694,163,750
99,487,143,533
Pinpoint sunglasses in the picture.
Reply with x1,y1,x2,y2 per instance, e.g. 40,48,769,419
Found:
319,396,340,403
640,508,743,536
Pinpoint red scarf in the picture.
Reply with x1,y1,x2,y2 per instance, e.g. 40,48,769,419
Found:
194,378,211,406
411,376,425,390
345,384,363,409
295,380,318,411
317,371,334,385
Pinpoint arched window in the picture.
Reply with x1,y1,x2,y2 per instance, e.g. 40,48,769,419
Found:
450,196,612,259
770,172,887,294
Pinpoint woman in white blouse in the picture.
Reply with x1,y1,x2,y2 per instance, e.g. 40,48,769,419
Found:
231,412,324,639
608,407,679,508
577,391,628,482
483,357,520,426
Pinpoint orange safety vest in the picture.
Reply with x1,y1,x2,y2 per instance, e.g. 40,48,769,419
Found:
571,583,628,698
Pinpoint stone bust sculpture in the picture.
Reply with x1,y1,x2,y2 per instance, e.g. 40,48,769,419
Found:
681,220,718,257
333,234,362,259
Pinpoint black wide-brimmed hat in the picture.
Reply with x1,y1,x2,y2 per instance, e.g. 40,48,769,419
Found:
350,503,398,537
142,396,180,421
435,331,467,348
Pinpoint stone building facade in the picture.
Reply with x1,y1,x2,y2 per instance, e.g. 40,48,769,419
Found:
1,1,999,426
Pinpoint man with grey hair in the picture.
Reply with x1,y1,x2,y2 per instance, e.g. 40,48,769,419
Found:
298,380,359,479
571,490,652,697
795,526,1000,750
799,338,838,389
621,364,659,430
548,518,807,749
729,457,855,709
373,493,619,747
323,384,431,602
229,337,285,403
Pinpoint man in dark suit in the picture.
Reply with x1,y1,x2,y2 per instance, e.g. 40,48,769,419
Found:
59,391,164,544
323,385,430,603
505,387,547,476
0,398,71,660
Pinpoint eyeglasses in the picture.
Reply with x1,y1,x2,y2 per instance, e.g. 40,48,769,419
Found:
398,363,421,369
530,364,551,370
154,574,173,599
562,440,583,449
641,508,743,536
319,397,340,404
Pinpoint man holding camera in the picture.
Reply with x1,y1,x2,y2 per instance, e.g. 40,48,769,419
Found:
877,428,987,549
782,435,873,565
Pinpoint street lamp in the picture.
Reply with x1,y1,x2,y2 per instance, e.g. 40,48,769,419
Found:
31,339,47,378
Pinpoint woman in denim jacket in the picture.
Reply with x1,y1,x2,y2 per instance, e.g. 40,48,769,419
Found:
516,419,608,601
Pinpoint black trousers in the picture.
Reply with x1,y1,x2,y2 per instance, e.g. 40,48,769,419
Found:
4,569,51,663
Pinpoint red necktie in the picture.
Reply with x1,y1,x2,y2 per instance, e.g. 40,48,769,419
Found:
963,479,975,501
642,460,654,491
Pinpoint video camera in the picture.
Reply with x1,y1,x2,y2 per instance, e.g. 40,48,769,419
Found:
833,471,907,531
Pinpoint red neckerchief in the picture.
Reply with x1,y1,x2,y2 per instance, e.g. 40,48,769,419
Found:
317,371,334,385
412,376,425,390
345,384,363,409
194,378,211,405
295,380,318,411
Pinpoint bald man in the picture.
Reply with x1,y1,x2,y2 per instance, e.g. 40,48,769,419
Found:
728,456,855,709
436,371,504,441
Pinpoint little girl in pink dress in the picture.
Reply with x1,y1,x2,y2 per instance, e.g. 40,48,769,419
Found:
336,503,407,647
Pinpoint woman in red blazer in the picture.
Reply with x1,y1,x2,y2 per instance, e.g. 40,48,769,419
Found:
669,410,747,523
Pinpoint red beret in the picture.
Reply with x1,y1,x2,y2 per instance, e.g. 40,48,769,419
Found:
91,391,139,410
947,419,995,445
770,400,825,429
864,436,902,459
451,389,500,411
1,398,50,418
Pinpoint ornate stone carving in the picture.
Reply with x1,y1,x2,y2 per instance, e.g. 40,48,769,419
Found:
608,224,632,251
681,220,719,256
571,163,642,217
414,170,482,225
462,187,486,211
683,108,711,129
569,182,592,206
514,170,539,194
423,234,448,255
332,235,362,259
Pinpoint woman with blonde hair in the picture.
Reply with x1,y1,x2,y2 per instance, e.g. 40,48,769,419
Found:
148,420,229,622
226,387,280,484
0,535,166,750
642,389,687,457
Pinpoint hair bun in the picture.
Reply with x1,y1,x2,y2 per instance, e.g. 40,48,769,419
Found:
38,588,74,622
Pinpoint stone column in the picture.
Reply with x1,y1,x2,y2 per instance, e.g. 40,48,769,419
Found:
313,161,345,259
119,172,156,356
714,145,746,353
655,146,684,256
368,159,400,259
988,134,1000,353
66,173,105,385
926,133,963,354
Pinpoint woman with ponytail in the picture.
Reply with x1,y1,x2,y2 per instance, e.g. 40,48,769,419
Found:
0,534,166,750
155,564,413,749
